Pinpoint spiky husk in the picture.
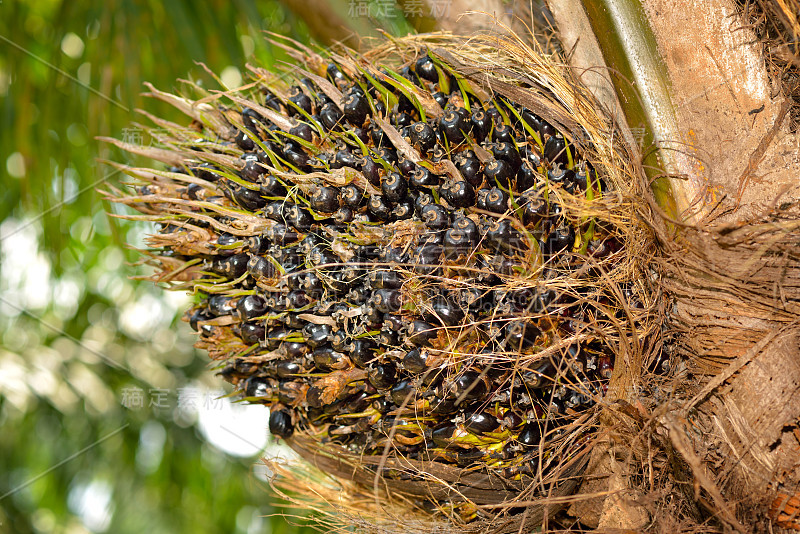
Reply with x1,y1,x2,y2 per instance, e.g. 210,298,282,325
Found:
105,30,661,532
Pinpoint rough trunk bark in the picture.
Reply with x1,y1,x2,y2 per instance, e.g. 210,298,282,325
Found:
549,0,800,530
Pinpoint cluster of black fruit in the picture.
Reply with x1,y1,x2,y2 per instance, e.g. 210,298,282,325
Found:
164,53,625,479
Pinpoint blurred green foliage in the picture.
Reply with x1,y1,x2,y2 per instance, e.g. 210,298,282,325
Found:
0,1,323,533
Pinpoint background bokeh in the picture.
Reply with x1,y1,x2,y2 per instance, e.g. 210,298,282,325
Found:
0,1,418,533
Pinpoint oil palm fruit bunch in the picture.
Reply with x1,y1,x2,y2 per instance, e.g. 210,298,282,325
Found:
106,33,656,530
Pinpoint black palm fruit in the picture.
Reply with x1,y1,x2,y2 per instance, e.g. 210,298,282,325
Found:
320,102,343,131
454,152,483,187
398,156,416,176
484,159,514,187
415,55,439,82
289,122,314,143
431,91,447,109
342,89,370,126
438,109,470,145
308,185,340,213
543,133,568,165
409,121,437,152
521,108,555,138
517,161,538,192
381,172,408,202
464,412,499,434
492,141,522,173
269,409,294,438
425,297,464,326
478,186,510,214
392,200,414,220
443,228,475,258
471,109,491,142
406,322,438,347
543,223,576,258
440,179,475,208
420,204,449,230
368,195,392,221
331,149,359,170
394,112,413,129
409,167,439,189
492,123,515,144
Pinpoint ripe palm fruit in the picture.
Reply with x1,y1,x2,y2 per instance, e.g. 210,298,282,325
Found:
106,34,653,527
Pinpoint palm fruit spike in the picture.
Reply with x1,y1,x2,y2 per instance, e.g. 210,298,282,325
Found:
105,33,650,526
